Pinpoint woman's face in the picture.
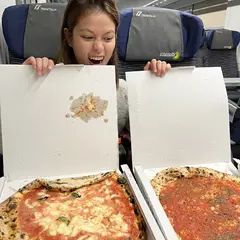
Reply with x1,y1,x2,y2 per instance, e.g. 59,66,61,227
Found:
66,11,116,65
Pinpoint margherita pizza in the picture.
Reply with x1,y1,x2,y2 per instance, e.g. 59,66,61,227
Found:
0,171,145,240
151,167,240,240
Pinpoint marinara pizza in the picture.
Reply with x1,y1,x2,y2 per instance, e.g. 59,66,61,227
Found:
151,167,240,240
0,171,145,240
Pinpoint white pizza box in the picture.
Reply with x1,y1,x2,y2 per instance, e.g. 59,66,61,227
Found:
0,64,118,183
126,67,234,239
121,164,165,239
0,64,162,240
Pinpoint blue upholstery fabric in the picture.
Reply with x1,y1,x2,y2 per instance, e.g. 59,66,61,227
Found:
2,4,29,59
117,8,132,61
180,11,205,58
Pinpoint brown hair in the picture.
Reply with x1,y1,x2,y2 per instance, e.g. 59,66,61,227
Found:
59,0,119,67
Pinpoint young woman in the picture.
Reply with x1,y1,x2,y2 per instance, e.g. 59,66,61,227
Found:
24,0,171,133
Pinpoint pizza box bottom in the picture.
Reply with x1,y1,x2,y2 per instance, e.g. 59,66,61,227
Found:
134,161,240,240
0,165,165,240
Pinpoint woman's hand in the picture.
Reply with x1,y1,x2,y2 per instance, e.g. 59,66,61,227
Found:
144,59,171,77
23,56,55,76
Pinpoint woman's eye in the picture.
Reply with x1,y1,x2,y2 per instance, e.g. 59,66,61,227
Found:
104,37,114,42
82,36,94,40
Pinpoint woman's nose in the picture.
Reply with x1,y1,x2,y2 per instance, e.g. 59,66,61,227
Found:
93,40,104,52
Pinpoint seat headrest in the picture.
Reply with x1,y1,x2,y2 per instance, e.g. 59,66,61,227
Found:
206,28,240,50
2,3,66,59
117,7,205,61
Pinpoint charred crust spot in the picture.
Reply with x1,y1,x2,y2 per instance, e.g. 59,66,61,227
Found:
37,196,49,201
125,189,131,197
7,202,17,211
138,220,146,233
10,223,17,230
196,169,201,174
129,197,135,204
117,177,127,185
175,173,184,179
102,172,111,177
46,184,53,190
54,182,68,185
20,233,25,239
134,207,139,216
18,188,24,193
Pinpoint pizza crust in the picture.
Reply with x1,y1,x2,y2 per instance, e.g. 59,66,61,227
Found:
37,172,113,192
151,166,240,196
0,192,25,240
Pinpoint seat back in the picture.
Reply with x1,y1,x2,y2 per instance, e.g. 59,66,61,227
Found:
2,3,66,63
118,7,205,62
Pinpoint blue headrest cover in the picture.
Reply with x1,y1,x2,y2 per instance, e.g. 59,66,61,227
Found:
206,29,240,50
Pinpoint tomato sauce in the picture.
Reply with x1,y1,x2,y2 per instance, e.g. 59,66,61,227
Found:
160,177,240,240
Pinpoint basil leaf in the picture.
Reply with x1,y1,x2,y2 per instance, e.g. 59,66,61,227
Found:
57,216,70,225
71,192,81,198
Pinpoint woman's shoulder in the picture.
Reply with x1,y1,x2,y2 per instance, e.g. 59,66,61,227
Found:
117,79,129,132
118,78,127,95
117,79,128,103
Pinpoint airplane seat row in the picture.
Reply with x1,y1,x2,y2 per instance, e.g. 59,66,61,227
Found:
1,3,240,160
2,4,240,78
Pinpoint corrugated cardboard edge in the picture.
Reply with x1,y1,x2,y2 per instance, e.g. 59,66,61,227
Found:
0,177,6,200
134,165,179,240
121,164,165,240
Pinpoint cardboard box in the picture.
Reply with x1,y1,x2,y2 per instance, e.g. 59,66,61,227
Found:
0,65,163,239
126,67,238,239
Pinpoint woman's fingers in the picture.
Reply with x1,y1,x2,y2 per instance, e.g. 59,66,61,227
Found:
144,59,172,77
36,58,43,76
23,57,54,76
42,57,53,75
151,59,157,73
166,63,171,72
23,56,37,69
143,61,151,71
156,60,164,76
48,59,55,71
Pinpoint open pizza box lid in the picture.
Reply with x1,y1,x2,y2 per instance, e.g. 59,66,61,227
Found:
126,67,235,239
0,64,163,240
0,64,119,196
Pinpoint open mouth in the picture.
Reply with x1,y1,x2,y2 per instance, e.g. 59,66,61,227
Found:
88,56,104,65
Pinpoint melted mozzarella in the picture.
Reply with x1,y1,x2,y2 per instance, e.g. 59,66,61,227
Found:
35,196,129,237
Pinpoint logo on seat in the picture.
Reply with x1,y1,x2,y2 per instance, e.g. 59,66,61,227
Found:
135,11,156,18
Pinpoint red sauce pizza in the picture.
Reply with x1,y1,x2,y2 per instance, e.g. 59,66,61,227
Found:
151,167,240,240
0,172,145,239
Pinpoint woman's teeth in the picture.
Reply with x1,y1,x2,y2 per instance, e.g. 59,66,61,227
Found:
89,57,104,64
